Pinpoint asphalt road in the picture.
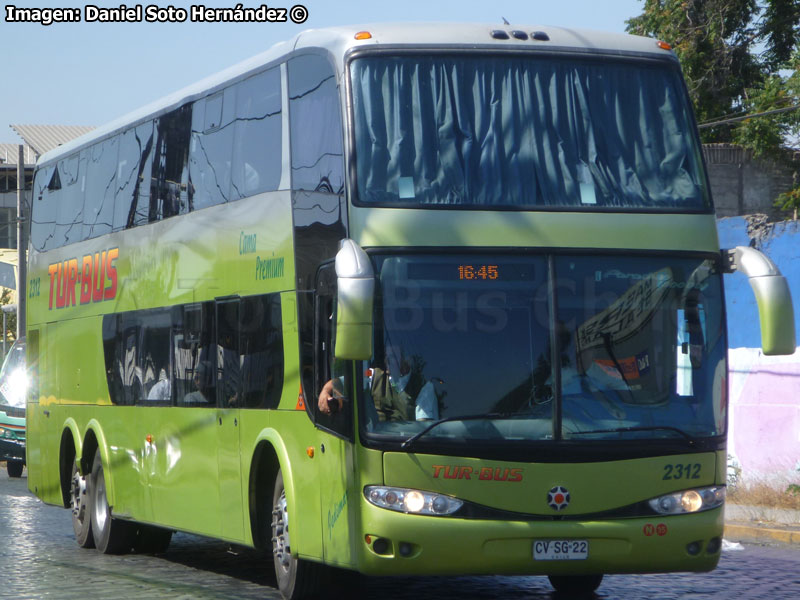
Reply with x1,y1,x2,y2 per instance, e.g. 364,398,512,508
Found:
1,468,799,599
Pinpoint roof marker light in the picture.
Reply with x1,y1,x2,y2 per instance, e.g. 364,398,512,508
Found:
491,30,510,40
511,30,528,40
354,31,372,40
657,40,672,50
531,31,550,41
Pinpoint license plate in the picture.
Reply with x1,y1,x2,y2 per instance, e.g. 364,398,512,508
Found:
533,540,589,560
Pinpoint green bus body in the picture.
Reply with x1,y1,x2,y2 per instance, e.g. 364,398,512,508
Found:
25,23,761,597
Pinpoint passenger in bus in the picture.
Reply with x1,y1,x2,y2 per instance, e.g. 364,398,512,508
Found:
147,368,171,401
183,361,213,405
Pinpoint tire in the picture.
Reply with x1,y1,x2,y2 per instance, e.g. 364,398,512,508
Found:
271,470,327,600
7,460,23,478
133,524,173,554
70,460,94,548
89,451,136,554
547,574,604,595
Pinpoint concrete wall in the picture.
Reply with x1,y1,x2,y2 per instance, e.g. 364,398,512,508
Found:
718,217,800,484
705,144,797,221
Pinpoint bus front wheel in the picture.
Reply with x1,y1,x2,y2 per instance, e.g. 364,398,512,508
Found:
89,451,136,554
271,469,327,600
7,460,23,478
548,574,604,595
70,460,94,548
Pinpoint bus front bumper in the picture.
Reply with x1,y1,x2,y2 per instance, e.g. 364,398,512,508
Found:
0,436,25,462
354,502,724,576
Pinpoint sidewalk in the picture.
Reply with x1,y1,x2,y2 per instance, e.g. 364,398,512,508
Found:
724,503,800,546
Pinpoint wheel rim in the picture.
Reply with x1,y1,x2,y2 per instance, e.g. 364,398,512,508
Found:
71,468,88,524
272,489,291,571
92,466,109,532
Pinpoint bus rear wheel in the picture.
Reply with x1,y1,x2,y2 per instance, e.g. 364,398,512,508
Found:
548,574,604,595
271,470,327,600
89,451,136,554
7,460,23,478
70,460,94,548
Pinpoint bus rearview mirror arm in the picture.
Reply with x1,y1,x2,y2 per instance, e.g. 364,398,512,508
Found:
334,239,374,360
723,246,796,355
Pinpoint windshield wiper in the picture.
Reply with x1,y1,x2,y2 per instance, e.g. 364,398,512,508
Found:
567,425,693,439
400,413,514,451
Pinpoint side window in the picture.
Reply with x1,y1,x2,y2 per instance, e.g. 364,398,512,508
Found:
82,137,119,241
115,120,156,230
59,154,84,241
231,67,282,198
150,106,192,221
240,294,284,409
174,303,216,406
99,297,284,408
216,294,285,409
216,298,241,407
288,54,344,192
119,319,141,406
313,265,352,438
139,309,173,406
31,164,58,251
189,87,237,209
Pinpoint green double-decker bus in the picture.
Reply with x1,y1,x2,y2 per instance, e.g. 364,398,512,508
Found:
25,23,795,598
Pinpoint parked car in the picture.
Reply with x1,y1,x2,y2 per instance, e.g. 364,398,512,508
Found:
0,337,26,477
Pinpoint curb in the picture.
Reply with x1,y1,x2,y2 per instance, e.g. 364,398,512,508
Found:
724,522,800,546
724,503,800,546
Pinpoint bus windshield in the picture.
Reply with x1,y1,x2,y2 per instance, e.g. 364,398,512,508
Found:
360,254,726,447
350,54,709,211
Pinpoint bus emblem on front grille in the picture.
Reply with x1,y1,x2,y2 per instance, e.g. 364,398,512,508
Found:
547,486,570,511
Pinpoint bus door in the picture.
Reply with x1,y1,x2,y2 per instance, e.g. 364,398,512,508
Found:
215,297,245,541
313,267,356,566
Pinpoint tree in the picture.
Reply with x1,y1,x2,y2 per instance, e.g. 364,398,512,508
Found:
627,1,800,217
0,288,16,345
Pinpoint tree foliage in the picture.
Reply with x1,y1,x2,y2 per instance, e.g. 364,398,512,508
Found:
626,0,800,143
627,1,800,215
0,288,16,345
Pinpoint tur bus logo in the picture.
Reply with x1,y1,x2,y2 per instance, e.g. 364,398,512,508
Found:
48,248,119,309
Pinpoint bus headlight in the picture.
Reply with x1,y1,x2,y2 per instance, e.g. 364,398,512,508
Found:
365,486,463,516
648,486,725,514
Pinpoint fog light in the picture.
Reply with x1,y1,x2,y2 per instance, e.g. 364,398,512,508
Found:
686,541,702,556
398,542,413,557
372,538,390,555
706,537,722,554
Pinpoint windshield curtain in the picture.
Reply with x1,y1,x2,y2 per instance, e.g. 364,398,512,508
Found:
359,254,726,446
350,55,708,210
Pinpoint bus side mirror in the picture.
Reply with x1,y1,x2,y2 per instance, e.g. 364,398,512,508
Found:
726,246,796,355
334,239,374,360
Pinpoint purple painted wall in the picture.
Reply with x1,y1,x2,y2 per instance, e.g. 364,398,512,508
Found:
718,218,800,483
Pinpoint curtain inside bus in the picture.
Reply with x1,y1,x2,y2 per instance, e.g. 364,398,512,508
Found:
350,55,709,210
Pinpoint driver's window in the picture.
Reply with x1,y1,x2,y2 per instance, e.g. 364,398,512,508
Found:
314,266,353,439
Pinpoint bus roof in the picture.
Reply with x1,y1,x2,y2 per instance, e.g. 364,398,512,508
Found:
37,22,672,168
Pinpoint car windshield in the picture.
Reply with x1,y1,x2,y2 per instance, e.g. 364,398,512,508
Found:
0,339,26,408
350,54,708,211
359,254,726,446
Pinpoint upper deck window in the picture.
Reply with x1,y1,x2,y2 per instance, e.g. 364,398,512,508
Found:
350,54,709,211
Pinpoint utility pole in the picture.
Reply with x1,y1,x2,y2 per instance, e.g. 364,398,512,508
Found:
16,145,26,339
